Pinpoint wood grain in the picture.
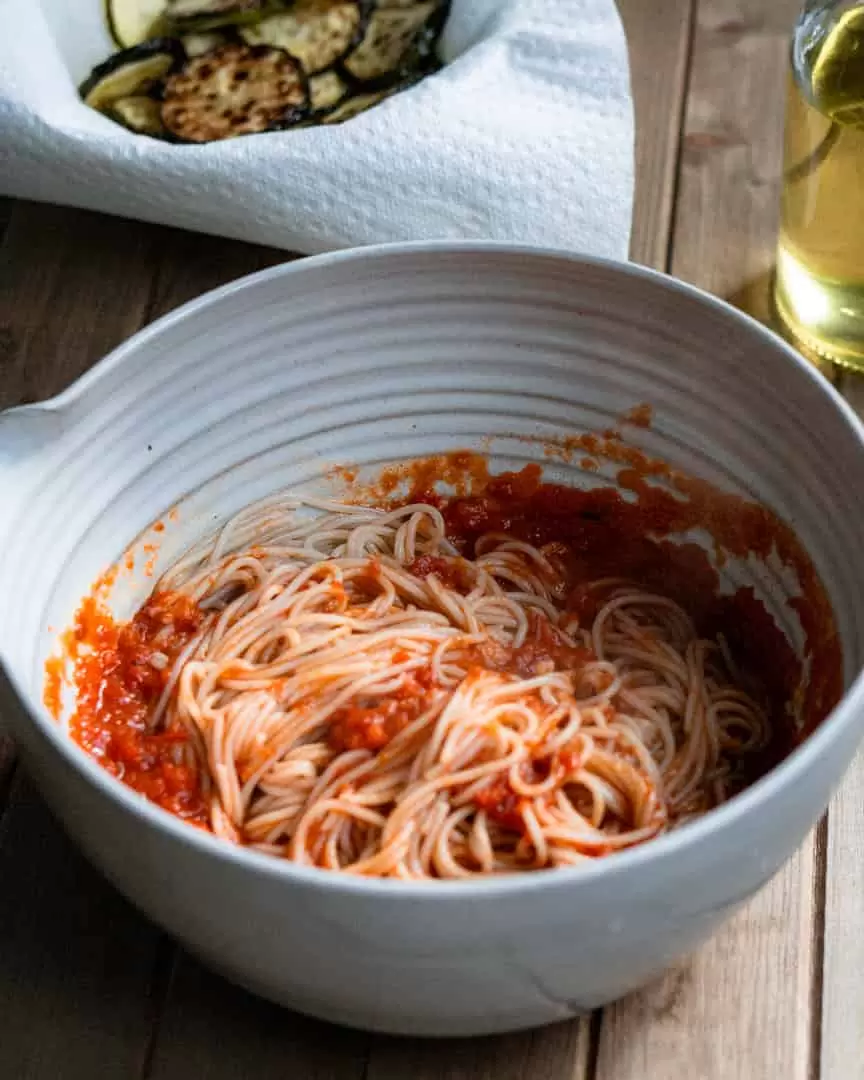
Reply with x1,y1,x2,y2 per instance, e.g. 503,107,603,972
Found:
820,373,864,1080
621,0,696,270
0,778,162,1080
596,3,823,1078
145,957,369,1080
366,1021,591,1080
596,843,818,1079
0,204,161,408
669,0,799,318
144,226,287,321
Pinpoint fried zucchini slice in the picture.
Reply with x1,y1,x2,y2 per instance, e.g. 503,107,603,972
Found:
109,94,167,136
161,42,310,142
322,70,424,123
240,1,365,75
106,0,170,49
80,39,184,111
309,69,350,113
343,2,440,84
321,86,392,123
181,30,231,56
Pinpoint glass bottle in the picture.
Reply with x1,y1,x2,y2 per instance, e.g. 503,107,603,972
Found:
774,1,864,370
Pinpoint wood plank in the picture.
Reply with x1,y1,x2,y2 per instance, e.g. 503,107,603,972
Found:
669,0,798,323
820,760,864,1080
0,202,161,409
0,777,163,1079
596,2,822,1078
144,226,288,321
145,956,368,1080
820,372,864,1080
596,843,818,1079
622,0,696,269
365,1022,591,1080
0,197,11,241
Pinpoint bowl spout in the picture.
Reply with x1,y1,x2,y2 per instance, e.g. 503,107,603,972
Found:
0,404,63,533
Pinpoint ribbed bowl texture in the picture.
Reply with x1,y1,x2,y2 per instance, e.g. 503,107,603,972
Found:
1,244,864,1037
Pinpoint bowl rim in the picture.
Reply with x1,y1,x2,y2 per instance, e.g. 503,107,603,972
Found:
9,238,864,898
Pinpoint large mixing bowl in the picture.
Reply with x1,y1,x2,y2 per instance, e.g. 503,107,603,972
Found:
2,244,864,1037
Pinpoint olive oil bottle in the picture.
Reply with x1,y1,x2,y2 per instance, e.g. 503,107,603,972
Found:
774,3,864,369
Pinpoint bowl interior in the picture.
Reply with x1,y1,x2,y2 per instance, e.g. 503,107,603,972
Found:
3,246,864,737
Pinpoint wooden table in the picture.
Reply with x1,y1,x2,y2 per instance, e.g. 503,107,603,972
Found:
2,0,862,1076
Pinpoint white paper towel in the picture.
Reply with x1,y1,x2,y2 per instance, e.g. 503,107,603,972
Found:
0,0,634,257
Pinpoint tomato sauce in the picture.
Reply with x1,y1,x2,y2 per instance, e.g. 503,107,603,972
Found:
49,440,843,842
406,463,840,742
60,592,208,825
474,779,524,832
471,612,594,679
408,554,471,593
328,667,437,753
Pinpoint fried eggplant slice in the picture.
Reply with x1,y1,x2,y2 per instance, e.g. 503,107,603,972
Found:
343,2,440,84
109,94,167,136
106,0,169,49
240,1,365,75
181,30,231,56
80,39,184,112
309,68,350,113
161,42,309,142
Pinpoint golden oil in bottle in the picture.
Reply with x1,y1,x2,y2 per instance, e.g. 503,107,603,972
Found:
774,4,864,369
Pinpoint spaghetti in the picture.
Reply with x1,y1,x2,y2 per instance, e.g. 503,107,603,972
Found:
62,492,772,879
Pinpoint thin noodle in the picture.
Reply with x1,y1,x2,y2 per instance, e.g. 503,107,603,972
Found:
94,497,772,878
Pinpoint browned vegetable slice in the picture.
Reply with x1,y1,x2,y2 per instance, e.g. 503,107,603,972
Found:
161,42,309,142
343,2,439,84
240,1,364,75
321,88,389,123
109,94,167,136
106,0,169,49
309,69,350,113
322,69,426,123
80,39,184,111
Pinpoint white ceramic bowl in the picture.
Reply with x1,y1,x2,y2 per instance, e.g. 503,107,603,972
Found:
2,243,864,1038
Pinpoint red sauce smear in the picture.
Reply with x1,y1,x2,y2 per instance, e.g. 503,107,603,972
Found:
408,554,471,593
329,667,437,753
400,458,841,745
63,592,208,826
471,612,594,679
474,779,523,832
47,442,843,840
